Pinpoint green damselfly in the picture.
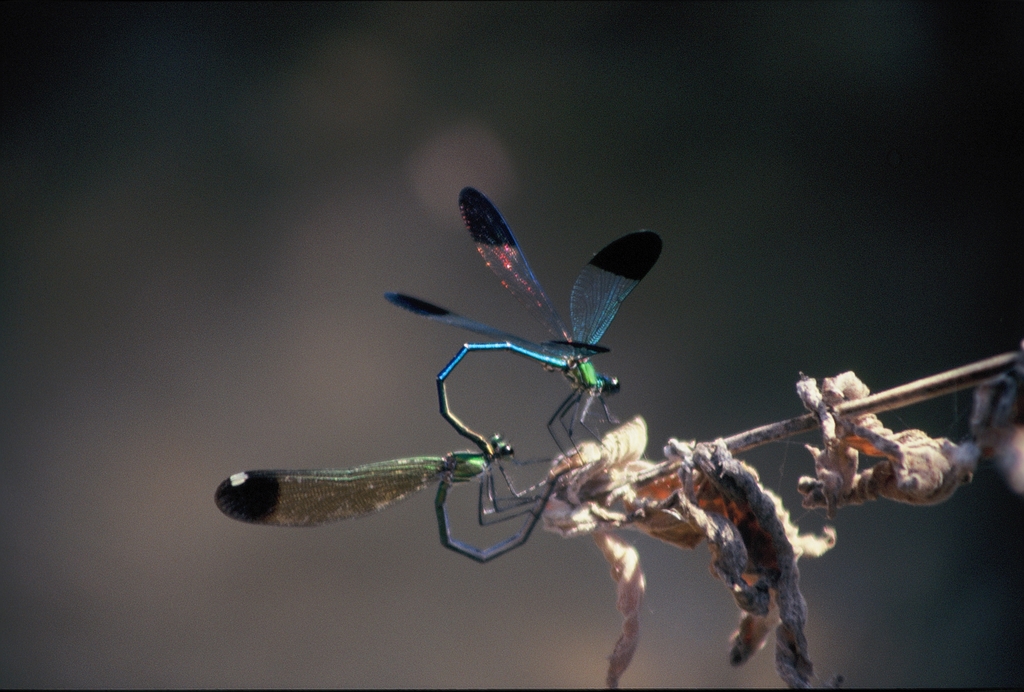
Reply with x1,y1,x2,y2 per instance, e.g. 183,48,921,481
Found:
214,435,553,562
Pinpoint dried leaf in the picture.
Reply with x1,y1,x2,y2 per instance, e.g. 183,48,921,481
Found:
663,440,829,688
543,417,834,688
539,354,1020,687
797,373,978,514
729,609,775,666
543,416,651,538
593,531,645,689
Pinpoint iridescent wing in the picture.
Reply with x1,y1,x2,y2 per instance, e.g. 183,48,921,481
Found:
459,187,572,342
569,231,662,346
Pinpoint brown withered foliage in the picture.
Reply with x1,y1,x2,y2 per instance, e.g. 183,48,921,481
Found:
541,349,1021,688
544,417,835,688
797,372,982,516
592,531,645,689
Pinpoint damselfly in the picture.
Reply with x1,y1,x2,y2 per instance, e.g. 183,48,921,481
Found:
214,434,552,562
387,187,661,451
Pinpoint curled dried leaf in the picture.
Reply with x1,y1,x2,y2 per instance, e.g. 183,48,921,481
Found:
730,609,775,666
542,416,650,538
666,440,821,688
539,353,1019,686
797,372,978,515
593,531,645,689
543,417,833,688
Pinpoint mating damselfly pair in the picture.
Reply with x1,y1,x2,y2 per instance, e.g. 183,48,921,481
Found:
215,188,661,561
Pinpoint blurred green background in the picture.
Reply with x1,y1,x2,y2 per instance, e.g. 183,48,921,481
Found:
2,1,1022,687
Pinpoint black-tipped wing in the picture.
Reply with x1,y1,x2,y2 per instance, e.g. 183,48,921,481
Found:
569,231,662,345
385,292,586,361
459,187,572,342
214,458,449,526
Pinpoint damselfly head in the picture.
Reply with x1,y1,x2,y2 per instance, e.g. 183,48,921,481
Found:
600,375,620,395
489,434,514,459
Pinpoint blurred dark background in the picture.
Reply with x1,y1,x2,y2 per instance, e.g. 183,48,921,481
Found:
2,1,1021,687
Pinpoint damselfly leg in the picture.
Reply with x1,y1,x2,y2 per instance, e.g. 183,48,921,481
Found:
478,454,553,520
546,388,619,456
434,441,557,563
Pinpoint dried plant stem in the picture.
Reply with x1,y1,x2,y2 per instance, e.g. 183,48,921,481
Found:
722,351,1021,454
